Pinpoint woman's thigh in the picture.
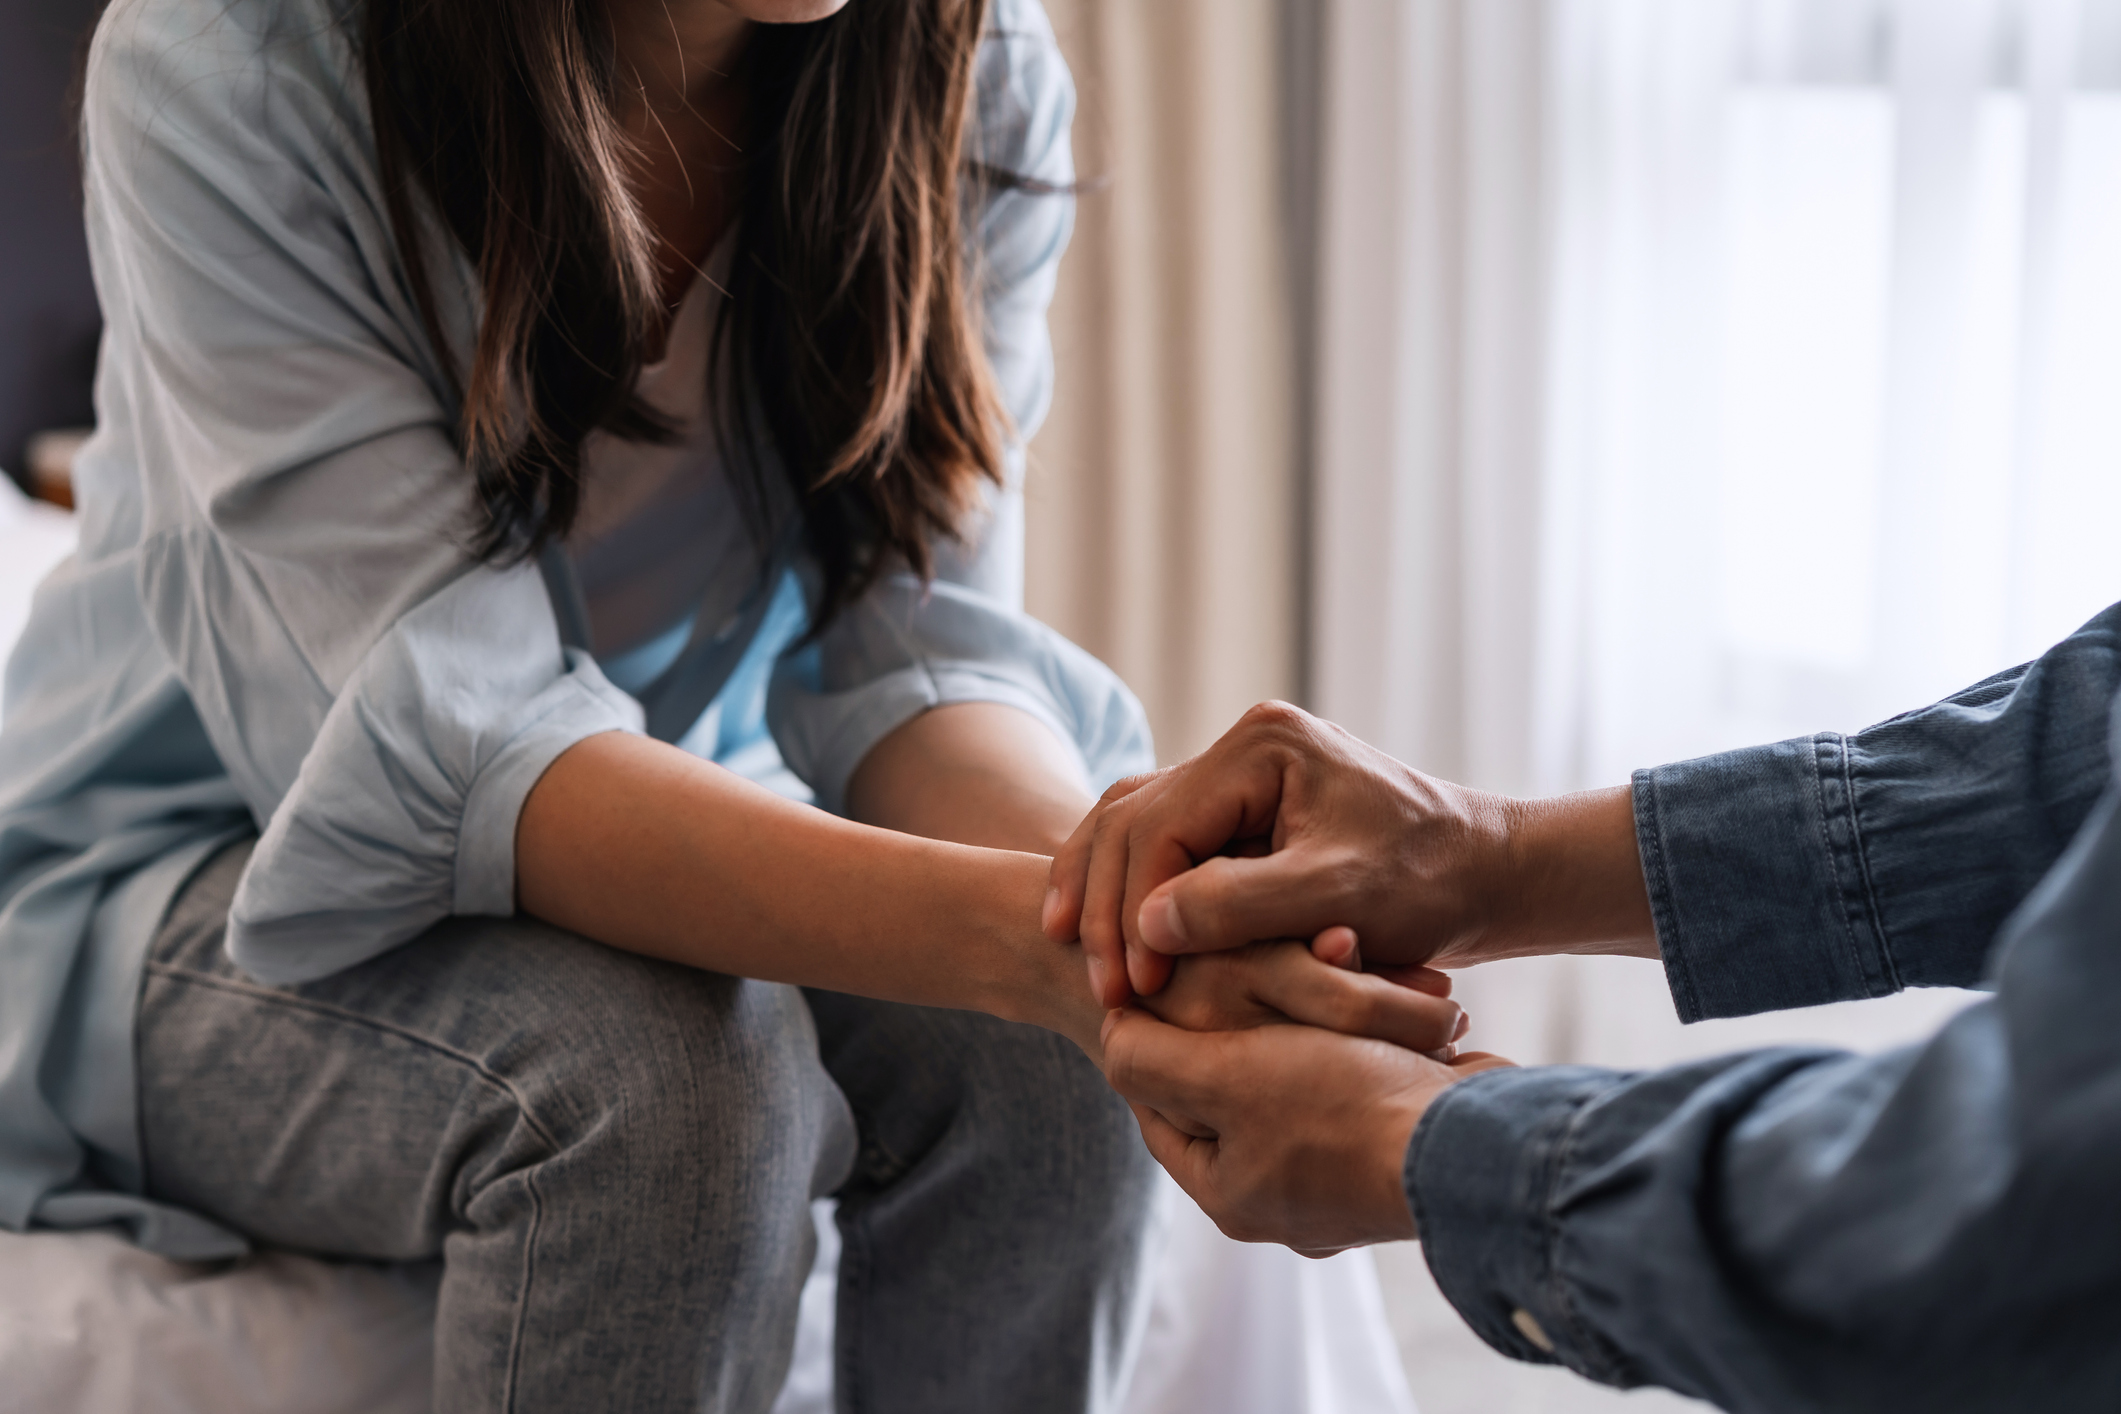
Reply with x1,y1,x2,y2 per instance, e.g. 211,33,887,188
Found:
138,842,850,1257
136,842,857,1413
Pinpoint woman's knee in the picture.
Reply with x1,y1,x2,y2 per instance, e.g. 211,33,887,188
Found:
972,1020,1158,1203
811,995,1154,1205
137,911,850,1259
484,929,847,1195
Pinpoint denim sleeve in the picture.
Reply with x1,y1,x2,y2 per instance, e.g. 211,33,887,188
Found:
1634,603,2121,1021
1411,732,2121,1411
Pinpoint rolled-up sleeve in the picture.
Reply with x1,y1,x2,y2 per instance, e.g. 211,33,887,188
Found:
195,560,641,984
768,0,1152,809
89,0,640,985
769,574,1150,813
1635,602,2120,1021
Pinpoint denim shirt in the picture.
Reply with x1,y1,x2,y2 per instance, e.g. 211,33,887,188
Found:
0,0,1146,1260
1407,603,2121,1411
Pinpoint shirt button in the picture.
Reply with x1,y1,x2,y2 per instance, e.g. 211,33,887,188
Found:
1511,1308,1557,1353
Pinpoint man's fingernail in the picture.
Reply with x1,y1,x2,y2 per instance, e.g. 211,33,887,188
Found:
1088,954,1110,1001
1142,893,1186,949
1041,886,1062,934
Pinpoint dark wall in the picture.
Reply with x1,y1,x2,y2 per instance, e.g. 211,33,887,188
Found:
1,0,107,488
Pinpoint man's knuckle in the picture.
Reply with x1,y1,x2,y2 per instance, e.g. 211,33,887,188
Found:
1090,806,1126,847
1245,700,1308,745
1124,811,1159,851
1101,771,1150,805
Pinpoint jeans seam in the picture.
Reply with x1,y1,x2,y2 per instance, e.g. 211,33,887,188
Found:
144,959,560,1408
836,1207,871,1414
143,960,565,1153
132,949,162,1197
503,1166,545,1414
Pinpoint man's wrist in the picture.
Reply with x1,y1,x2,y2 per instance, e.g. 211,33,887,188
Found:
1466,786,1657,963
1363,1084,1431,1245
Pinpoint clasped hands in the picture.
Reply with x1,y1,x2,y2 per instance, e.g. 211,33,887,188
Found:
1042,702,1656,1257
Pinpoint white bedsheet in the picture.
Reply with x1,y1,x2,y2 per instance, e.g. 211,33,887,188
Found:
0,1184,1415,1414
0,480,1417,1414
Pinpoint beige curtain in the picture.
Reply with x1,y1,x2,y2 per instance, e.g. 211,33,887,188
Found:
1025,0,1301,764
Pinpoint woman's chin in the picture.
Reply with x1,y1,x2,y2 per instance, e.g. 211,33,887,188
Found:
728,0,854,23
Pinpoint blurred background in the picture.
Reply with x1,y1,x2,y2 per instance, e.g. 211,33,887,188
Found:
5,0,2120,1409
1,0,102,507
1028,1,2120,1408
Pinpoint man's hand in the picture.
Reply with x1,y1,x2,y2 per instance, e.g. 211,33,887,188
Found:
1043,703,1502,1004
1043,701,1657,1008
1101,1004,1514,1255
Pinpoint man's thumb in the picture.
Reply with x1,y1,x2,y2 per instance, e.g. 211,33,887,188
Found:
1136,850,1334,956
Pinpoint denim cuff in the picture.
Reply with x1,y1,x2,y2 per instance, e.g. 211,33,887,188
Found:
1633,734,1898,1022
1406,1065,1638,1384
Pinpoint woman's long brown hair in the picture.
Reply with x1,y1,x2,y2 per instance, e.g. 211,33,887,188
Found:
357,0,1012,627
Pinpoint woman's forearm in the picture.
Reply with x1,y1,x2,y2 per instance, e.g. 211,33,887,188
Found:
516,730,1102,1050
846,701,1095,855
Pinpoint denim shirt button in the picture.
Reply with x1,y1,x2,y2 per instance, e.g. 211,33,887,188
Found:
1511,1308,1558,1354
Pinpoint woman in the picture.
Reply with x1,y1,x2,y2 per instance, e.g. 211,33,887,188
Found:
0,0,1147,1407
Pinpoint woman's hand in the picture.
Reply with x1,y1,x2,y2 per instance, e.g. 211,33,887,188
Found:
1138,939,1467,1058
516,704,1484,1067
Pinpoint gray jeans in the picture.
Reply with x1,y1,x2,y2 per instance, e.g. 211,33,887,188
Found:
134,843,1158,1413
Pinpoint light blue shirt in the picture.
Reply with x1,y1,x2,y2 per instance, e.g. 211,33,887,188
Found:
0,0,1147,1258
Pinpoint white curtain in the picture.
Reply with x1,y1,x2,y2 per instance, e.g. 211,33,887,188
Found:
1317,0,2121,795
1028,0,1302,764
1315,0,2121,1058
1544,0,2121,783
1314,6,2121,1405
